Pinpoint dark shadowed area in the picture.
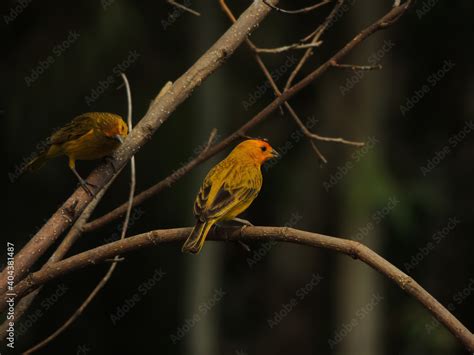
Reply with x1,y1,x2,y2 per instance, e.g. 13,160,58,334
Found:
3,0,473,354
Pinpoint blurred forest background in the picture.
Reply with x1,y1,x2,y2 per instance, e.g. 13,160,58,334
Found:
2,0,473,354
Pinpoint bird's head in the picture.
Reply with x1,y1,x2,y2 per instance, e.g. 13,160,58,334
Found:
102,114,129,144
233,139,279,165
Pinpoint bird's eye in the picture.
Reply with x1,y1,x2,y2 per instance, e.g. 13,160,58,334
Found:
260,146,267,152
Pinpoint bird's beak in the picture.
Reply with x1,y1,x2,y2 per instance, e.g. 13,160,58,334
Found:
113,134,124,144
271,150,280,159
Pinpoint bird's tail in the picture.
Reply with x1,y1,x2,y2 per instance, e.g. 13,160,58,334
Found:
182,220,215,254
17,149,50,179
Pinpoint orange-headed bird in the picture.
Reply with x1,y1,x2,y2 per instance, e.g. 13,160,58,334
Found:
182,139,279,254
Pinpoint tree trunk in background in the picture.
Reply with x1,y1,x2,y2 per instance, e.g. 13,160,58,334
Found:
183,4,226,355
326,1,391,354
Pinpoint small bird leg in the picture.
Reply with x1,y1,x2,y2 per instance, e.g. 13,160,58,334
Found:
215,221,251,252
104,156,118,173
232,217,254,226
69,158,95,196
232,218,253,251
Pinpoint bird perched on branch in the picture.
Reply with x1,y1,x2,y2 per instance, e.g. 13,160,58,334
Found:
182,139,279,254
22,112,128,195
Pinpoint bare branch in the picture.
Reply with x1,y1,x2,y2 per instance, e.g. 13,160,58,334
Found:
255,41,323,54
262,0,332,14
331,61,383,71
166,0,200,16
9,226,474,352
285,0,345,90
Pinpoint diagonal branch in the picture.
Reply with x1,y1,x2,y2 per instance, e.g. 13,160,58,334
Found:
72,0,411,235
285,0,345,90
9,226,474,352
262,0,332,14
0,0,280,294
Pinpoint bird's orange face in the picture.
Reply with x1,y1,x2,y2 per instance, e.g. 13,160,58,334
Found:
104,118,128,144
234,139,279,165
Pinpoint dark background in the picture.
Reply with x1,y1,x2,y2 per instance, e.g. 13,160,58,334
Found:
2,0,473,354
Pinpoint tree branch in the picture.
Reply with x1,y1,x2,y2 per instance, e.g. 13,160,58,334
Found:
78,0,412,235
0,0,280,294
9,226,474,352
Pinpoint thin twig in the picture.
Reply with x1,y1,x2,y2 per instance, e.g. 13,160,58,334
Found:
285,0,345,90
220,0,362,164
23,74,137,354
166,0,201,16
262,0,332,14
255,41,323,54
331,62,383,71
11,226,474,352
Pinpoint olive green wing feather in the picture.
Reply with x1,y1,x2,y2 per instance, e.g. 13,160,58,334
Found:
203,184,259,220
193,161,260,221
49,114,98,145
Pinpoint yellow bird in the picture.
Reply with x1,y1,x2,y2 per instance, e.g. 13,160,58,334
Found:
23,112,128,194
182,139,279,254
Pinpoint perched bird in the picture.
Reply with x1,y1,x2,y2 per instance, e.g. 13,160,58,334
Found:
182,139,279,254
22,112,128,194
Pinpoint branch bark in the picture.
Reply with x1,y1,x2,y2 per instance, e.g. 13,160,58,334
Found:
8,226,474,352
0,0,279,294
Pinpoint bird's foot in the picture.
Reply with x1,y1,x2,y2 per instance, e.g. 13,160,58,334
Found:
104,156,118,173
78,178,97,197
232,217,254,226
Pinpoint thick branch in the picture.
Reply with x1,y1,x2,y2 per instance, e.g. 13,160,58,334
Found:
0,0,279,294
8,226,474,352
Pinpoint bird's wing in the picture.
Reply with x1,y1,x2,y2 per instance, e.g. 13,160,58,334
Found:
194,161,260,221
49,114,97,145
